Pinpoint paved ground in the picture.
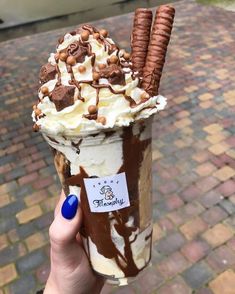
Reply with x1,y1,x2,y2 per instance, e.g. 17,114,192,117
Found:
198,0,235,12
0,0,235,293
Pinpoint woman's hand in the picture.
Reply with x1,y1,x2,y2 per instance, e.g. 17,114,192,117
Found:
44,191,104,294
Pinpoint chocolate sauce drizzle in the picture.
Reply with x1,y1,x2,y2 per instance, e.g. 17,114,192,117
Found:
62,124,152,277
52,25,148,117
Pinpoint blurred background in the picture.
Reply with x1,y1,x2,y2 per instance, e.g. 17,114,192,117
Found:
0,0,178,42
1,0,235,293
1,0,235,42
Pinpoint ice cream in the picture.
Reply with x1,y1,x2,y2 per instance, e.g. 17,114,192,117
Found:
32,5,175,285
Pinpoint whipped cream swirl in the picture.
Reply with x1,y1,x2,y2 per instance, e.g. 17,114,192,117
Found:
32,25,166,136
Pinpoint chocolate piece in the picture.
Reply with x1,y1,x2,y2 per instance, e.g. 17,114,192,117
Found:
123,52,130,60
98,63,106,70
34,108,42,116
66,56,76,66
39,63,57,83
100,29,108,38
109,55,119,64
93,72,100,81
78,65,86,73
131,8,153,77
109,69,125,85
83,113,97,120
51,85,75,111
93,32,100,39
142,5,175,96
88,105,97,114
59,52,68,62
97,116,106,125
99,64,125,85
81,30,90,41
41,86,49,95
67,42,88,63
140,92,150,100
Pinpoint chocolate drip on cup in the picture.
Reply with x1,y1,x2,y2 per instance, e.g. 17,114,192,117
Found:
63,123,152,278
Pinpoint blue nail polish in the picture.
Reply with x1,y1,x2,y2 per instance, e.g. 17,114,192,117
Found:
61,194,79,220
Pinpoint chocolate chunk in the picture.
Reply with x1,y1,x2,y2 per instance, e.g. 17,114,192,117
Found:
83,113,97,120
99,64,125,85
51,85,75,111
67,42,88,63
109,69,125,85
39,63,57,83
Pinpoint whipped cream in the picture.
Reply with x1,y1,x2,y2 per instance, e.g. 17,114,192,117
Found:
32,25,167,137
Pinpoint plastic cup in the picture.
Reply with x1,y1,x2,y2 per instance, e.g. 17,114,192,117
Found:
42,117,153,285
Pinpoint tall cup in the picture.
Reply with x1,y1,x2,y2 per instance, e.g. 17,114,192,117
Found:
42,117,153,285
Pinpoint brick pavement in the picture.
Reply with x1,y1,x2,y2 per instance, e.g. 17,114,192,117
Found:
0,0,235,293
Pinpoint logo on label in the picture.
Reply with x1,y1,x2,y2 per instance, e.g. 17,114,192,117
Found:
84,173,130,213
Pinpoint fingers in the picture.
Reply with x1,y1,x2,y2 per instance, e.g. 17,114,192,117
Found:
49,194,84,268
54,190,66,218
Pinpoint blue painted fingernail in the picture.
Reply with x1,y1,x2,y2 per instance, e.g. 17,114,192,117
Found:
61,194,79,220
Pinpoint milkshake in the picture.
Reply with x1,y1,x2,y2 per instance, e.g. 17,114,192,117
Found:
32,5,175,285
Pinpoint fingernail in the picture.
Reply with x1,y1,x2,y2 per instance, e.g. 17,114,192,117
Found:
61,194,79,220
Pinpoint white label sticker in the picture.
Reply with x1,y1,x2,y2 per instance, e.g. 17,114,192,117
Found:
84,172,130,213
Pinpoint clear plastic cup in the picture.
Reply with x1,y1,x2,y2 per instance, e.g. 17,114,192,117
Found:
43,117,153,286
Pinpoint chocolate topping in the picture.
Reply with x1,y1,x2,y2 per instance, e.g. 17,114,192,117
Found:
83,113,97,120
81,30,90,41
142,5,175,96
99,64,125,85
97,116,106,125
51,85,75,111
59,52,68,62
88,105,97,114
66,56,76,66
39,63,57,83
61,123,152,277
37,24,144,116
100,29,108,37
131,9,153,77
66,42,88,63
41,86,49,96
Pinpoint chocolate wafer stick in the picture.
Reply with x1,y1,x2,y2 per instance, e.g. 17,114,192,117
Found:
131,8,153,77
142,5,175,96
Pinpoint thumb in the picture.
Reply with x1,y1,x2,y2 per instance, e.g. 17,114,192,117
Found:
49,194,83,269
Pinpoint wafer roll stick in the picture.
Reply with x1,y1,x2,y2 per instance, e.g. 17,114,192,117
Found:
131,8,153,77
142,5,175,96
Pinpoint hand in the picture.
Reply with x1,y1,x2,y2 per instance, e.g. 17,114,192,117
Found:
44,191,105,294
